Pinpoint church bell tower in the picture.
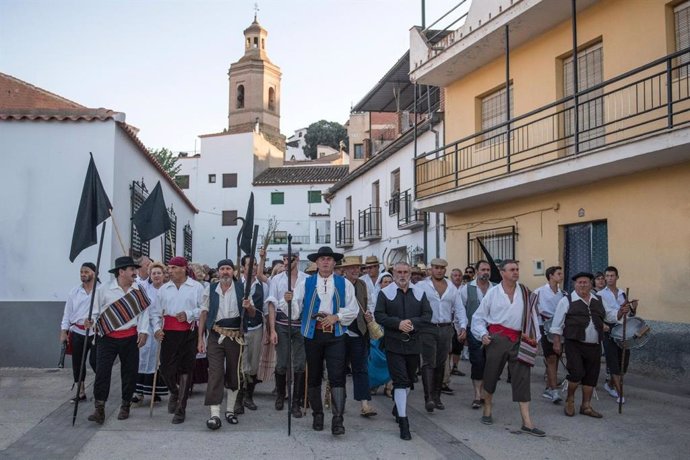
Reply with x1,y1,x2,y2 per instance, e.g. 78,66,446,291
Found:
227,14,282,145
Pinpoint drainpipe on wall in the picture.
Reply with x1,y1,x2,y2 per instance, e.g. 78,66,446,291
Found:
429,122,440,259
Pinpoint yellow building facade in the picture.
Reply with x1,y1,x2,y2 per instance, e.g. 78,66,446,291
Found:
410,0,690,344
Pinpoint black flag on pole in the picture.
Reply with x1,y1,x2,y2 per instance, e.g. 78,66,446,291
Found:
69,154,112,262
239,192,254,255
132,181,171,241
477,237,502,284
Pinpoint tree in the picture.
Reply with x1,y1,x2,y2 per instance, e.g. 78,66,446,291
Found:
149,147,181,179
302,120,348,160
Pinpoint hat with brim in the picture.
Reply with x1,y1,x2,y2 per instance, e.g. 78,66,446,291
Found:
571,271,594,281
109,256,140,274
305,262,317,274
364,255,380,266
307,246,344,262
430,258,448,268
340,255,362,268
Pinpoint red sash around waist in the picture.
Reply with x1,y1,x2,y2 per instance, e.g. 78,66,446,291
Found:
488,324,521,343
74,324,86,330
164,315,192,331
106,326,137,339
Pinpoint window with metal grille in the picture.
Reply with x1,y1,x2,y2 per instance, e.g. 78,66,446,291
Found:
467,226,516,267
308,190,321,203
675,1,690,77
563,42,604,151
183,223,193,261
176,175,190,189
222,210,238,226
130,180,150,258
271,192,284,205
164,206,177,264
481,84,513,142
209,174,216,183
222,173,237,188
563,220,608,291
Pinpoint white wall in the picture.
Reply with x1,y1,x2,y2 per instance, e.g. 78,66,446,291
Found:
0,120,117,301
113,127,196,263
177,131,255,265
329,123,446,266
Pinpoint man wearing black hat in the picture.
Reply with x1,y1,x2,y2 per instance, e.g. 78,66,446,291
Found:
60,263,99,403
287,246,359,436
198,259,256,430
550,272,624,418
85,256,151,424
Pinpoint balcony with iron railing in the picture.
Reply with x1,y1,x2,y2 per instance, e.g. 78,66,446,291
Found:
335,219,354,248
358,207,382,241
415,48,690,210
397,189,424,230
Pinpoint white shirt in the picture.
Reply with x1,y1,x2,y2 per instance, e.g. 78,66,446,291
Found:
459,280,492,307
241,277,270,317
534,283,565,321
419,278,467,331
598,286,627,323
151,277,204,332
266,270,308,314
550,291,620,343
359,274,377,312
201,282,240,319
94,279,150,335
471,282,525,340
290,274,359,326
61,283,98,336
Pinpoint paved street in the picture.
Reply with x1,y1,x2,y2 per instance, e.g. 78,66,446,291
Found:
1,360,689,460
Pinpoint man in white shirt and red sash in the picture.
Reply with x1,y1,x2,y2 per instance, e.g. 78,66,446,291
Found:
151,256,204,424
60,262,98,403
288,246,359,436
471,260,545,437
534,266,566,403
86,256,151,424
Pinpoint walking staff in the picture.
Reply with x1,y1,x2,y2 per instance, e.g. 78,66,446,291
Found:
286,234,293,436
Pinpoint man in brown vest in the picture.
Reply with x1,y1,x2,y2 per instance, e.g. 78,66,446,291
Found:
341,255,377,417
550,272,625,418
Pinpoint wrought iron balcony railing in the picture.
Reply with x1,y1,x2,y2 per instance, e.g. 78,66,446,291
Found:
358,207,382,241
397,189,424,230
335,219,354,248
415,48,690,199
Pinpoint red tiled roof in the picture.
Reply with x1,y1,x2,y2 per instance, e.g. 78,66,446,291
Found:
0,108,123,122
0,72,85,110
253,165,349,185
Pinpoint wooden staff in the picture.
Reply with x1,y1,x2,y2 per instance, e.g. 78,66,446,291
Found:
618,288,630,414
72,221,106,426
303,363,308,416
150,309,165,417
108,209,128,255
286,234,293,436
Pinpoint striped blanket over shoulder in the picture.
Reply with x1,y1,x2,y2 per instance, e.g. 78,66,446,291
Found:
97,288,151,336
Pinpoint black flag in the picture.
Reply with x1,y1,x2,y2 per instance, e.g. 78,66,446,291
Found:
239,192,254,254
69,154,112,262
477,237,502,284
132,181,171,241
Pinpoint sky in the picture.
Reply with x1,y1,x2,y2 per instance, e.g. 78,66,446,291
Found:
0,0,464,153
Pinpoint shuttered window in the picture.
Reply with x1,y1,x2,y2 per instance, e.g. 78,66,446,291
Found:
675,1,690,76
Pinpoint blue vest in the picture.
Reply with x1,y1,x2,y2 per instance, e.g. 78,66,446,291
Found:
206,280,245,331
300,274,347,339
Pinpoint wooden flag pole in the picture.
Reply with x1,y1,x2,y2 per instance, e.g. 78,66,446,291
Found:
108,209,128,255
72,221,107,426
286,234,293,436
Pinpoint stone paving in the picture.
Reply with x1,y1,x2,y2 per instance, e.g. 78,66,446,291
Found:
1,359,689,459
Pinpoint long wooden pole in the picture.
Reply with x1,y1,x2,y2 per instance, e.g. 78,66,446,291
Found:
72,221,106,426
108,209,127,255
286,234,293,436
618,288,630,414
150,309,165,417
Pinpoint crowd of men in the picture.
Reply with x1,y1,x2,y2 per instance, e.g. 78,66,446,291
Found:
61,247,636,441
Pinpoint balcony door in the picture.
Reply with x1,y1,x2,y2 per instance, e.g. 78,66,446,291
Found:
563,220,608,290
564,42,604,153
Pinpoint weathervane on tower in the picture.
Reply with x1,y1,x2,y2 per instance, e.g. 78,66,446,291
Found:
254,2,259,21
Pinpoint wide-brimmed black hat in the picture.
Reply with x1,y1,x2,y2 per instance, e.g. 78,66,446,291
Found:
109,256,141,274
571,271,594,281
307,246,344,262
